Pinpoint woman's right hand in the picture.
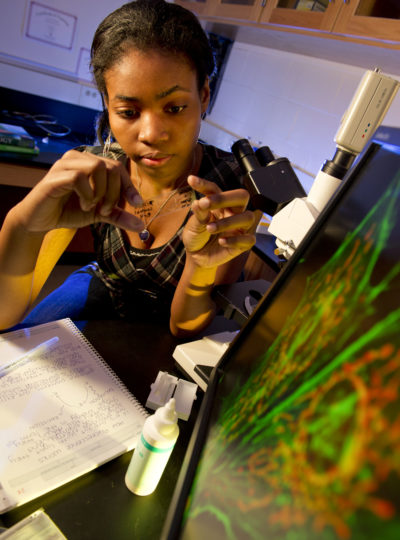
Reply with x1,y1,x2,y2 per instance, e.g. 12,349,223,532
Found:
13,149,145,233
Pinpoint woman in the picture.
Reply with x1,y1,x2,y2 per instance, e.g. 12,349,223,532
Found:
0,0,256,336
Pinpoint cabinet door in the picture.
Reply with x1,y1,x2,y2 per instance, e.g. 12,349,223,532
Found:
207,0,264,22
333,0,400,42
173,0,212,16
260,0,341,31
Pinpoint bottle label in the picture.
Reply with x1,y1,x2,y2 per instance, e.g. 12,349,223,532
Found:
140,433,175,453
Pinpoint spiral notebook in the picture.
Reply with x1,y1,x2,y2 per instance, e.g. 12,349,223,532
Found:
0,318,148,514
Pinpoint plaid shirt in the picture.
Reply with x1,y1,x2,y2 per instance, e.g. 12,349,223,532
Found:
79,142,242,318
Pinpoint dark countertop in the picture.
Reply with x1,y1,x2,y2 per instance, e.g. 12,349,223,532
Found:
0,137,82,167
0,316,239,539
0,318,190,539
1,86,100,167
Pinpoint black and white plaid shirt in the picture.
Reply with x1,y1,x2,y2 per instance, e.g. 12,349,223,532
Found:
79,142,242,318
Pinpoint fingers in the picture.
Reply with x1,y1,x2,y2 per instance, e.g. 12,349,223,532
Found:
198,188,250,215
118,163,143,207
97,165,121,216
190,198,211,225
218,231,256,251
188,175,253,236
59,150,142,213
59,151,107,211
96,207,145,232
215,233,256,264
188,175,222,196
206,209,255,236
184,175,256,262
74,168,107,212
188,175,250,215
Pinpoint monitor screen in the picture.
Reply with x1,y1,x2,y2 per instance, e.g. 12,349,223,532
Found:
162,137,400,539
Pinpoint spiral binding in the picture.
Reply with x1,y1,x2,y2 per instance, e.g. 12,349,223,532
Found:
63,318,149,418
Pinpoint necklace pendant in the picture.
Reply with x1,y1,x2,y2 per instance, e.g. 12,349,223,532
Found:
139,229,150,243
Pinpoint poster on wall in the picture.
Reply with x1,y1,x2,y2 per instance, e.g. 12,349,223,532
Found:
25,1,77,50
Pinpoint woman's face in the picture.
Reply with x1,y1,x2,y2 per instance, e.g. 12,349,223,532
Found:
104,49,209,183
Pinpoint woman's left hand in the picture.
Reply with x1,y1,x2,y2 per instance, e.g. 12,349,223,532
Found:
183,175,256,268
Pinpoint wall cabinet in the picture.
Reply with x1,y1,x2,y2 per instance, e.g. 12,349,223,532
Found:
173,0,211,17
262,0,341,32
266,0,400,42
203,1,264,23
174,0,262,21
332,0,400,42
175,0,400,43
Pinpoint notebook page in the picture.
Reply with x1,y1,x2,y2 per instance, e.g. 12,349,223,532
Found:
0,319,148,513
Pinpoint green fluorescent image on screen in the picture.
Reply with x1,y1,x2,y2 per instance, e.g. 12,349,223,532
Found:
164,139,400,540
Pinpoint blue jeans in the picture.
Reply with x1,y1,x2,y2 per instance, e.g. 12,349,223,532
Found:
18,264,117,329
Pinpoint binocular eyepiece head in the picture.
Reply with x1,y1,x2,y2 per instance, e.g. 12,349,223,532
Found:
231,139,275,174
231,138,306,215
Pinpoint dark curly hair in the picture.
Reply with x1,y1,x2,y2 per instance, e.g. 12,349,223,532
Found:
90,0,215,143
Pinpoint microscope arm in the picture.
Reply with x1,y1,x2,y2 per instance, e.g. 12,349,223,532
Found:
268,68,400,260
268,170,342,258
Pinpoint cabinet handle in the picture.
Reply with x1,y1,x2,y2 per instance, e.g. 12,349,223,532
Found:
261,0,266,6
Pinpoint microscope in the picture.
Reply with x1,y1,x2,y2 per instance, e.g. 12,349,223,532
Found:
231,138,307,216
217,69,399,324
267,68,400,259
173,68,399,391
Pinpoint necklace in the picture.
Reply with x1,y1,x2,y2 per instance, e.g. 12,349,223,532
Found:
138,190,178,243
135,163,179,245
134,147,199,245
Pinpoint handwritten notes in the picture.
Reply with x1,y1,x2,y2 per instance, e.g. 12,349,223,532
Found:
0,319,147,513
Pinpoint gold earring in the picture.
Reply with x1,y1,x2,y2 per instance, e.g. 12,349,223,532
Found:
103,132,112,156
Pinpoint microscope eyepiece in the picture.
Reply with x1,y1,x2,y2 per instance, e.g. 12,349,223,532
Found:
231,139,260,174
231,139,254,160
255,146,275,166
231,137,305,214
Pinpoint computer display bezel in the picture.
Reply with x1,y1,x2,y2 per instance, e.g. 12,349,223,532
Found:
161,138,399,539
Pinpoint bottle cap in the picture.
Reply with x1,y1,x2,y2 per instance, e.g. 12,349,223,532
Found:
154,398,178,435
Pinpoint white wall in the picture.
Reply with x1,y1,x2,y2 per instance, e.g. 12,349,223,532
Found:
201,42,400,192
0,0,126,109
2,2,399,189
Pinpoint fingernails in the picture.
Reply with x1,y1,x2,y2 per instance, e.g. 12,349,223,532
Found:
127,187,143,206
132,194,143,206
100,205,112,216
82,200,96,212
206,222,217,233
198,197,210,210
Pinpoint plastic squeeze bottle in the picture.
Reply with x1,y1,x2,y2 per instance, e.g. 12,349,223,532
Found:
125,397,179,496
